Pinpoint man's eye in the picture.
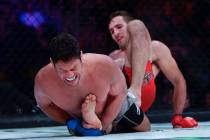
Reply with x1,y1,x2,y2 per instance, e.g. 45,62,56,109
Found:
117,25,122,29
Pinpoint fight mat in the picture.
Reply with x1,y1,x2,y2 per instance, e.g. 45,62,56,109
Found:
0,121,209,140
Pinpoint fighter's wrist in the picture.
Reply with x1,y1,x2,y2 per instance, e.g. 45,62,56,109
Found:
101,121,109,129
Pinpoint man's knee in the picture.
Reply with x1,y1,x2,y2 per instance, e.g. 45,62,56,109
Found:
127,20,146,36
133,114,151,132
127,20,151,48
118,104,151,132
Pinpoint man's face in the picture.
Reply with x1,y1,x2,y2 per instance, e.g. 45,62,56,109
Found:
54,58,82,87
109,16,129,49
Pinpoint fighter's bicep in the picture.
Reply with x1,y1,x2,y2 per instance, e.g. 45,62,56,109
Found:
157,49,183,84
109,50,126,70
34,82,52,109
109,63,127,97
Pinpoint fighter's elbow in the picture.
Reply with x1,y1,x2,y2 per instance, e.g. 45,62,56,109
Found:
173,75,186,89
180,77,186,86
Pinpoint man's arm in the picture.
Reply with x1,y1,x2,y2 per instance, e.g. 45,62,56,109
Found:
127,20,151,105
153,41,198,128
153,41,186,115
100,59,127,131
109,49,125,70
34,77,70,124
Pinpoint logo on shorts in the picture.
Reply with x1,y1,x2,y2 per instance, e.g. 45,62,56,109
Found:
143,72,153,84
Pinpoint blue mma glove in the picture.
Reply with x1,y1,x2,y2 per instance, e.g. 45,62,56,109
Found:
66,118,104,136
66,118,80,135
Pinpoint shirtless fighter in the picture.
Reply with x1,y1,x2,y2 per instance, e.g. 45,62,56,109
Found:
34,33,150,136
108,11,198,128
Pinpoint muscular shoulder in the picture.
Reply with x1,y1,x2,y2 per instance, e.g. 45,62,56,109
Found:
85,53,114,64
109,49,125,59
35,63,53,84
151,40,171,61
85,53,120,78
34,63,56,96
34,63,54,105
127,19,145,30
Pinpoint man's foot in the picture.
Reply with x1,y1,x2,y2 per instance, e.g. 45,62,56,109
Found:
82,94,102,130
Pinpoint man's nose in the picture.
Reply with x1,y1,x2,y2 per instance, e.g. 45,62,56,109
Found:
66,71,75,77
113,29,120,37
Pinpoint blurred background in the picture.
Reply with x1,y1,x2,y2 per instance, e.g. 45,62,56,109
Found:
0,0,209,127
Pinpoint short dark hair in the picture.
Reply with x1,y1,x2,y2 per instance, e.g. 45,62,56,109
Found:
49,33,80,64
109,10,134,24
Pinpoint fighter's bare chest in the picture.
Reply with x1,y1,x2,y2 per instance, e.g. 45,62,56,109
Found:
47,80,110,115
48,87,88,112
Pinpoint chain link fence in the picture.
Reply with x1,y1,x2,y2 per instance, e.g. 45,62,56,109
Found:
0,0,209,118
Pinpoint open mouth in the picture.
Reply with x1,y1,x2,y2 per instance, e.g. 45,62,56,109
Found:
117,36,123,43
65,75,77,82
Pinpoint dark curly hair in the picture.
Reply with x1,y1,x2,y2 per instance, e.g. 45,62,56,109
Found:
109,10,134,24
49,33,81,64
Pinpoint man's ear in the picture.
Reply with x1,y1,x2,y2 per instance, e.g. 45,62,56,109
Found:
50,58,53,64
80,51,83,62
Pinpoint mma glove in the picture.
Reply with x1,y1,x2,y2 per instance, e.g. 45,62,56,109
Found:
171,114,198,128
66,118,104,136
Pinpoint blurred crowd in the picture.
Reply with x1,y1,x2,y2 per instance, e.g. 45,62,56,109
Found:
0,0,209,115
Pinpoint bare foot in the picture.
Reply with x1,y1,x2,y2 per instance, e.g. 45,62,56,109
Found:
82,94,102,130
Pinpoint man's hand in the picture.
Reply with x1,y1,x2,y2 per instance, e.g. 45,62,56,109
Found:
102,124,112,134
172,114,198,128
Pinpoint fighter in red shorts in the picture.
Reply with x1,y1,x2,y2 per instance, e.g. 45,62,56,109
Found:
108,11,198,128
123,61,156,112
110,50,157,113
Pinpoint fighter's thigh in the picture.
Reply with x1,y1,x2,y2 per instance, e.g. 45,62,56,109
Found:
132,113,151,132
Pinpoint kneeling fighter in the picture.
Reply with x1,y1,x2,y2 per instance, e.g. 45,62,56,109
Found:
34,33,150,136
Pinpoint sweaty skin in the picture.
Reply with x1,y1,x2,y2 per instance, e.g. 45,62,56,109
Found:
108,12,193,129
109,16,151,106
110,40,186,114
34,54,127,132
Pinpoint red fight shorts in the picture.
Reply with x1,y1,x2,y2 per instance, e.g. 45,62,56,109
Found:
122,61,156,112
